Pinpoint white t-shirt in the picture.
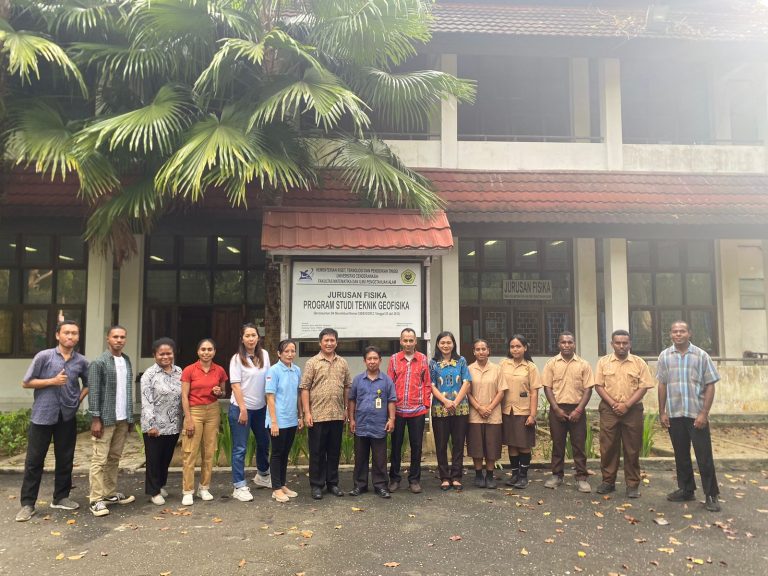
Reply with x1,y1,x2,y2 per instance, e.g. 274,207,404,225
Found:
114,355,128,421
229,349,271,410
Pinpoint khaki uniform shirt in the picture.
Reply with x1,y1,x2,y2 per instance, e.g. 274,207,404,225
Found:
499,359,541,416
594,353,655,403
300,353,352,422
467,361,507,424
541,353,595,405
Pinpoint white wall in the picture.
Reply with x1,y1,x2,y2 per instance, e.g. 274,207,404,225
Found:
623,144,766,173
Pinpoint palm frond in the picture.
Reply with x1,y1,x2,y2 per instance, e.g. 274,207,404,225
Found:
128,0,216,48
322,136,442,213
70,41,172,83
50,0,123,36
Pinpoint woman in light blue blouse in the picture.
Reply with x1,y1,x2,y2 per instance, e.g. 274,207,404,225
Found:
265,339,303,503
430,331,472,491
141,337,182,505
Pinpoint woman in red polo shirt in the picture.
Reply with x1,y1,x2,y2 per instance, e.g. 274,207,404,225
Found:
180,338,227,506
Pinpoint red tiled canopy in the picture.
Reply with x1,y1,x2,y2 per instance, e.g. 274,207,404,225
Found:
261,207,454,255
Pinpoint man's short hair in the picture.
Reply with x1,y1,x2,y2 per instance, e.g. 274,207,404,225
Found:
558,331,575,340
56,320,79,333
611,329,630,340
400,328,417,338
107,324,127,336
319,327,338,341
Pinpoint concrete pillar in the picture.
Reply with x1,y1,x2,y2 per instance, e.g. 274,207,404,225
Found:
440,54,458,169
718,239,743,358
440,237,460,340
603,238,629,342
570,58,592,142
84,244,114,410
118,235,144,405
599,58,623,170
575,238,599,364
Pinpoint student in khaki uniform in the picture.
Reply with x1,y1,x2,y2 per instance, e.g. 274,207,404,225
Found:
594,329,655,498
542,331,594,493
499,334,541,489
467,339,507,489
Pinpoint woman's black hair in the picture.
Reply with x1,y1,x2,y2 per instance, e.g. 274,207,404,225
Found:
277,339,297,354
432,331,460,362
196,338,216,351
151,337,176,355
472,338,490,351
237,323,264,368
363,345,381,359
507,334,533,362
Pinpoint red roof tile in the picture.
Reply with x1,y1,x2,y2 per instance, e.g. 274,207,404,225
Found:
431,2,768,42
261,207,453,254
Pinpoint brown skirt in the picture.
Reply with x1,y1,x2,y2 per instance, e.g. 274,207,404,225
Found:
466,423,503,460
502,413,536,448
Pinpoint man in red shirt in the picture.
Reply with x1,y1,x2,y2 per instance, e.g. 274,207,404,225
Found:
386,328,431,494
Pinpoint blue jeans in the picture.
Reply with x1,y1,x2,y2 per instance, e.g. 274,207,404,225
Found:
228,404,270,488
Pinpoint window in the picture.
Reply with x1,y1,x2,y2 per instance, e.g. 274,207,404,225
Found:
726,65,766,145
459,238,573,359
0,233,87,357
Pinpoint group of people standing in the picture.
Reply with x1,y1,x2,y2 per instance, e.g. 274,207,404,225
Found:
15,318,722,522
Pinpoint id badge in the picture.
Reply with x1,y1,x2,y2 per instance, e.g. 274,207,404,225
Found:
375,398,382,409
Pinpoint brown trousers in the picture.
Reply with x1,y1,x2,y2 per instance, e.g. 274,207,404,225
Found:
598,401,643,488
182,403,220,493
548,404,588,480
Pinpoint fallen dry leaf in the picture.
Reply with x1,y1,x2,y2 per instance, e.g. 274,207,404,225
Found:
100,552,108,557
67,555,84,561
565,515,576,520
300,530,314,539
160,572,172,576
579,542,590,547
574,567,583,573
408,514,416,518
653,517,669,526
51,531,61,536
577,551,586,558
520,548,529,556
238,559,247,569
594,511,604,518
682,514,693,519
634,538,647,544
649,560,659,566
449,535,462,542
334,525,342,530
212,517,223,524
657,547,675,554
66,519,76,525
543,511,551,516
544,538,554,544
351,507,364,512
55,553,65,561
383,562,400,568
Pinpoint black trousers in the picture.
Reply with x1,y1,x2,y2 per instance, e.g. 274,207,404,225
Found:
354,435,388,490
269,426,297,489
308,420,344,489
432,414,468,481
144,433,179,496
389,414,425,484
20,414,77,506
668,417,719,497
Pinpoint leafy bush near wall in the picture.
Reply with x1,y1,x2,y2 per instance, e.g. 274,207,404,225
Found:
0,409,31,456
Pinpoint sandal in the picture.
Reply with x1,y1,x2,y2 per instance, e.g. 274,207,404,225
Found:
440,481,451,491
452,481,463,491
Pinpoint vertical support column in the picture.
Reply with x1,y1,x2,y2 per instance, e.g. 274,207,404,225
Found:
603,238,629,342
570,58,591,142
440,54,458,169
118,235,144,405
440,237,460,339
84,244,114,410
599,58,623,170
718,239,743,359
575,238,599,364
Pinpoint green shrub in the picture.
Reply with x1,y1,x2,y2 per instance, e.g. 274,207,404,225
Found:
290,427,309,465
214,410,233,466
0,409,31,456
641,412,657,457
341,425,355,464
76,410,92,433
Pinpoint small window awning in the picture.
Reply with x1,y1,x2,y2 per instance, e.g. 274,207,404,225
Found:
261,207,454,256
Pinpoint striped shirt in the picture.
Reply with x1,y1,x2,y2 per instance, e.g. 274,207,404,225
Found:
23,347,89,425
657,343,719,419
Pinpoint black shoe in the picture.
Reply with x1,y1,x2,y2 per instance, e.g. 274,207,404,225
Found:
513,476,529,489
375,487,391,499
596,482,616,494
486,476,497,489
626,486,640,499
667,488,695,502
388,480,400,492
474,474,486,488
348,487,367,496
311,487,323,500
705,495,721,512
505,474,519,487
327,485,344,497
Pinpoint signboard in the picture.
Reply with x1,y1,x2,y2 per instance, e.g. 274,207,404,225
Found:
503,279,552,300
291,262,422,339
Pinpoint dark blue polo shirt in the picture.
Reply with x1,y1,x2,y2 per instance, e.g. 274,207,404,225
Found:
349,371,396,439
23,347,89,425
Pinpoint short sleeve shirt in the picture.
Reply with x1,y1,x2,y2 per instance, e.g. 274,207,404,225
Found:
430,357,471,418
24,347,89,425
657,343,719,419
541,354,595,405
467,361,507,424
349,372,397,439
594,353,655,402
181,361,227,407
265,361,301,429
499,359,542,416
300,353,351,422
229,349,271,410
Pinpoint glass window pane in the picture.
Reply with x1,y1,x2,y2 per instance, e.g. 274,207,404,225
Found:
481,272,506,303
22,309,49,354
513,310,541,354
22,236,51,266
544,240,569,269
629,310,654,354
213,270,244,304
217,237,243,266
144,307,174,355
656,273,683,305
146,270,177,303
514,240,539,268
544,271,571,305
180,270,210,304
247,270,265,305
0,233,17,265
628,272,652,305
24,269,53,304
686,273,713,305
459,271,478,303
483,239,506,268
740,278,765,309
182,237,208,266
689,310,716,352
248,237,266,267
0,269,19,304
0,310,12,354
56,270,87,304
147,236,175,265
482,310,508,354
687,241,713,269
659,310,683,350
545,311,571,355
656,240,680,269
459,240,477,269
246,307,265,330
627,240,650,268
58,236,85,265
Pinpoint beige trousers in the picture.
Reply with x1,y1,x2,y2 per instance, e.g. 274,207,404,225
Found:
89,420,130,503
182,403,220,493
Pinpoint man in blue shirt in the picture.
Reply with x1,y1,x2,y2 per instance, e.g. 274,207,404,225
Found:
16,321,89,522
348,346,397,498
657,321,721,512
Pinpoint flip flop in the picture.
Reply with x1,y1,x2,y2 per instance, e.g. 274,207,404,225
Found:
440,481,451,491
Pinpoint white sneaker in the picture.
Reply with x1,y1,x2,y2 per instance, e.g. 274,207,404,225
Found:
253,472,272,489
544,475,564,489
576,480,592,493
232,486,254,502
197,488,214,501
150,494,166,506
160,487,168,498
181,493,194,506
281,487,298,498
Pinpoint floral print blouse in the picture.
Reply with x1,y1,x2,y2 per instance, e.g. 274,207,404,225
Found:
430,357,472,418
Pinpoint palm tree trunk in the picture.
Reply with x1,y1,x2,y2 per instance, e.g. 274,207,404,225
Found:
264,259,282,363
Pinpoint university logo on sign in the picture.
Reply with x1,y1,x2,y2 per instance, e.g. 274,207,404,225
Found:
401,269,416,285
503,279,552,300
